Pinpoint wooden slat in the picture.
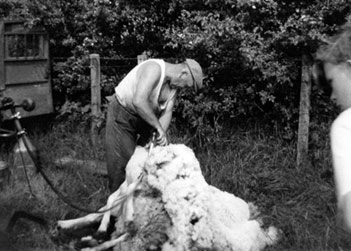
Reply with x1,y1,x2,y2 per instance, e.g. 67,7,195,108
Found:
0,21,5,90
5,61,48,85
4,31,46,35
4,21,45,33
4,58,48,62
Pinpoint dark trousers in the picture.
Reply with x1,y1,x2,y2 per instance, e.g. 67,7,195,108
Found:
105,95,152,192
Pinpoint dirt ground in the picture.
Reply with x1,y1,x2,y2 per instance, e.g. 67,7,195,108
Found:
0,210,57,251
0,213,13,251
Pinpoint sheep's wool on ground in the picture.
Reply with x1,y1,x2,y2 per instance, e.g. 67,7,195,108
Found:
113,144,279,251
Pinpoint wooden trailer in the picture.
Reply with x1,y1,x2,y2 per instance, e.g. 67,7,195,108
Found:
0,19,53,118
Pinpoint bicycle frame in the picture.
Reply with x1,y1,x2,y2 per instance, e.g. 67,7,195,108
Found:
1,97,34,135
0,96,122,214
0,97,38,164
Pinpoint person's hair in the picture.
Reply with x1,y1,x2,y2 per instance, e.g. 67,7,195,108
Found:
313,21,351,93
316,22,351,64
313,61,332,96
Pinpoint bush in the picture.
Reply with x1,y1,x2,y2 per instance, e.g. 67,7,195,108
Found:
2,0,351,139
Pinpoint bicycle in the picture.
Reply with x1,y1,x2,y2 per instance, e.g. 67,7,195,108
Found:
0,97,38,188
0,95,131,215
0,96,49,232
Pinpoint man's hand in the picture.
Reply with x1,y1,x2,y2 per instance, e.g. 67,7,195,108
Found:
156,127,168,146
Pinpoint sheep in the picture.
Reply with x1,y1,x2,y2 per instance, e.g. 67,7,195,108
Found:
56,146,148,232
57,144,280,251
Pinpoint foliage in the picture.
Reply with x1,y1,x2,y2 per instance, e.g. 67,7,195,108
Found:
164,0,350,139
1,0,351,138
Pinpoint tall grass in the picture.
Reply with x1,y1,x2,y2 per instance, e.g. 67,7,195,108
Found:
193,124,351,251
0,124,109,251
0,121,350,250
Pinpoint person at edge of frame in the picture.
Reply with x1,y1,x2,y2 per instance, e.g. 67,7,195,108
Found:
313,22,351,235
105,58,203,192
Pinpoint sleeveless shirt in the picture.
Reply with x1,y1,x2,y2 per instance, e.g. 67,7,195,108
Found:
115,59,176,115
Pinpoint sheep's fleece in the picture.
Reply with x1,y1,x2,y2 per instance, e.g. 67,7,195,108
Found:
117,144,279,251
110,144,280,251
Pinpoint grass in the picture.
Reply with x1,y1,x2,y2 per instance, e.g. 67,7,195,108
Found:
0,120,351,251
0,124,109,251
193,126,351,251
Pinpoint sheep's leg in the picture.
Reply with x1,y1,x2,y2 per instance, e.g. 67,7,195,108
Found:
122,175,144,232
123,192,135,223
57,207,106,230
97,184,127,233
81,233,129,251
58,183,127,231
122,192,138,236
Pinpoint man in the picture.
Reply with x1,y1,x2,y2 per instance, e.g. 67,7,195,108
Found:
105,58,203,192
313,23,351,234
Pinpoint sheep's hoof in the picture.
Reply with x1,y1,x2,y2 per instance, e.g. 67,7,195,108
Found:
93,231,110,242
50,224,72,246
125,221,137,236
75,236,99,250
56,221,67,230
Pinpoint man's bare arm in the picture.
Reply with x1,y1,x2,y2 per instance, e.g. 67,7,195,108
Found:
159,92,177,133
132,62,168,145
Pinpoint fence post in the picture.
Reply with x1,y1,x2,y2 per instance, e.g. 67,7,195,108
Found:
297,54,312,169
90,54,101,147
137,54,148,64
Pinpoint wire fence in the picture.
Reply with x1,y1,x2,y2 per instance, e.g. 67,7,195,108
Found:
51,55,182,99
53,53,312,168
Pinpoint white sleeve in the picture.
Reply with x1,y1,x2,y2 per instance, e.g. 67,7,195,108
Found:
331,108,351,202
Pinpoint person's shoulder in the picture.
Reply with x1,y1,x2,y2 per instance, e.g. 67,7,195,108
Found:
139,59,162,73
136,59,162,82
331,108,351,135
336,108,351,122
143,58,164,66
